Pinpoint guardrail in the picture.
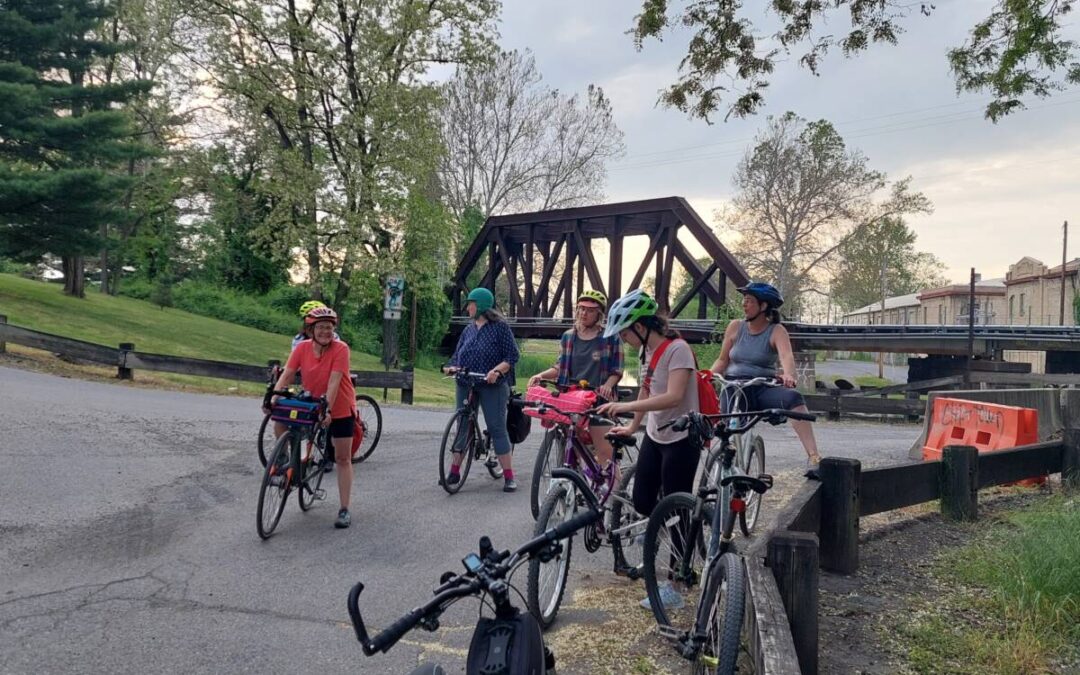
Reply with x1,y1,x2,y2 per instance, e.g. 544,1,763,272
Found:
741,435,1080,674
0,316,415,404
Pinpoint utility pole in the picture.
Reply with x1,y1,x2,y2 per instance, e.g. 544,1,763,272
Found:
965,268,975,388
878,253,887,379
1061,220,1068,326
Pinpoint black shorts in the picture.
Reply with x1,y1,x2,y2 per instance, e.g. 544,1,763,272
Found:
328,415,355,439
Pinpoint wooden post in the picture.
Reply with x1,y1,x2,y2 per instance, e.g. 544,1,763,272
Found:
941,445,978,521
0,314,6,354
118,342,135,380
400,365,414,405
768,533,819,675
819,457,860,574
1061,429,1080,492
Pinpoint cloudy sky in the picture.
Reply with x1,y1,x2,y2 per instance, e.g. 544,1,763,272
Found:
495,1,1080,284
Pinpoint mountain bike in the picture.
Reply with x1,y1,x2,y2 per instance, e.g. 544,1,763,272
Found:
256,388,334,539
438,370,510,494
347,469,601,675
643,408,815,674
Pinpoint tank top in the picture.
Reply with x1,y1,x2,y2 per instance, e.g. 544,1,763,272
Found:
725,321,778,379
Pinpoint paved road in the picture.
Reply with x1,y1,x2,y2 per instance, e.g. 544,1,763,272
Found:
0,365,921,674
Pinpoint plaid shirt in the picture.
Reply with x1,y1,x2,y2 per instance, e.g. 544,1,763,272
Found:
554,328,624,387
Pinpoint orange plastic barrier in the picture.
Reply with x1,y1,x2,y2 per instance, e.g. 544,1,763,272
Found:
922,397,1043,485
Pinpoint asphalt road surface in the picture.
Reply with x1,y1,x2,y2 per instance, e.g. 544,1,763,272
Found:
0,365,920,674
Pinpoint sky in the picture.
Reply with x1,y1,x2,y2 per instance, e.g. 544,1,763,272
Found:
494,1,1080,285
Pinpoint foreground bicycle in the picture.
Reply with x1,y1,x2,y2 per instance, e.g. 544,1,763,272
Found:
256,388,334,539
438,369,511,494
643,408,815,674
348,468,601,675
257,364,383,466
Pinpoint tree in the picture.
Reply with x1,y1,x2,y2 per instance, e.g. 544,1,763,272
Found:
830,217,947,312
719,113,932,315
438,49,625,218
0,0,153,297
631,0,1080,122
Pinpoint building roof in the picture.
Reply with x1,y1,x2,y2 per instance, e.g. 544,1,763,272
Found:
843,292,921,318
917,278,1006,300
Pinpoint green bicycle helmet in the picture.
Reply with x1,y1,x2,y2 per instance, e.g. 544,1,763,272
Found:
603,289,658,338
466,287,495,314
577,289,608,311
298,300,326,318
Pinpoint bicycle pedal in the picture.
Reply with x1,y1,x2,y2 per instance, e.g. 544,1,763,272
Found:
657,625,687,641
314,489,327,500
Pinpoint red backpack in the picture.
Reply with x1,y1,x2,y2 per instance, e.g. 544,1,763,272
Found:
643,339,721,416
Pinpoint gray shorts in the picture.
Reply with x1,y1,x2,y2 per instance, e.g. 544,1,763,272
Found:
721,384,805,414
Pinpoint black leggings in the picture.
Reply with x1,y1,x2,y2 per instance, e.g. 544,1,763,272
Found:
632,434,701,517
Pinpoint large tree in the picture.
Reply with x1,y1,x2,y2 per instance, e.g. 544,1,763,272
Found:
438,49,625,218
631,0,1080,122
830,216,947,312
720,112,932,315
0,0,152,297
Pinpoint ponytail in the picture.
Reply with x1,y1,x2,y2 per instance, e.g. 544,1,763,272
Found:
640,313,680,339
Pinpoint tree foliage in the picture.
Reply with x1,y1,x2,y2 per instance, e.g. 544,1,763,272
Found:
830,217,947,312
720,112,932,315
631,0,1080,122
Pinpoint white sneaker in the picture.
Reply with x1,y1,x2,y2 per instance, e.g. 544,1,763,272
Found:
640,581,685,611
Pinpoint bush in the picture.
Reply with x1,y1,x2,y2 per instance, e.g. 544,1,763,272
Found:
119,277,153,300
266,284,312,317
119,278,297,335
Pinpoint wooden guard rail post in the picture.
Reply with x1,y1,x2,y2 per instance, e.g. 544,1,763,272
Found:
819,457,860,574
767,533,819,675
941,445,978,521
0,314,6,353
1065,428,1080,492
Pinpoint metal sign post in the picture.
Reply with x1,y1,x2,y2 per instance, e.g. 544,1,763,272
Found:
382,274,405,401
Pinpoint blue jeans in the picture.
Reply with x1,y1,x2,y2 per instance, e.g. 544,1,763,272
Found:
455,380,512,455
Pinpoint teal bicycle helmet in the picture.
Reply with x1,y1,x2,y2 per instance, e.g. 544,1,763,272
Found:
603,289,659,338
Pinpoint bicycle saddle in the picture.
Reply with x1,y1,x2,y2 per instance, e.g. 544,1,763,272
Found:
719,474,774,494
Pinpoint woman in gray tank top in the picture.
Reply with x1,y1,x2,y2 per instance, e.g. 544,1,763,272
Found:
710,283,822,469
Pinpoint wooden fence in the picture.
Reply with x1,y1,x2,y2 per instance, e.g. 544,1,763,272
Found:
741,434,1080,674
0,317,415,403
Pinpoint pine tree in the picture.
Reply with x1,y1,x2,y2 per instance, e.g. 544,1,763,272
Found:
0,0,151,297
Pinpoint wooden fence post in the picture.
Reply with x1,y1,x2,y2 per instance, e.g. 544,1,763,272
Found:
768,533,819,675
941,445,978,521
117,342,134,380
0,314,6,354
819,457,860,574
400,365,414,405
1062,429,1080,493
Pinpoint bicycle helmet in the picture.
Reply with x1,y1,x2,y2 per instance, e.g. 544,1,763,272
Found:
304,305,338,326
298,300,326,317
577,289,607,311
737,282,784,308
466,287,494,314
603,289,658,338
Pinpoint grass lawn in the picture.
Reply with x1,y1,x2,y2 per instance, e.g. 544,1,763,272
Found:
0,273,457,405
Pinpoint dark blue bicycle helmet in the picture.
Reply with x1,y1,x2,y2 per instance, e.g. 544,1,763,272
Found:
737,282,784,308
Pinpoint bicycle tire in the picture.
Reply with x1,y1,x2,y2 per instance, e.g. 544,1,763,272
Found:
529,427,565,519
438,411,474,495
697,443,723,492
608,464,643,574
527,482,574,629
257,433,292,539
642,492,711,631
257,413,272,467
299,436,327,511
352,394,382,463
694,552,745,675
738,434,766,536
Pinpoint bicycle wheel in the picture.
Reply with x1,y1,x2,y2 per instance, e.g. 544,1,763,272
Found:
438,411,474,495
738,434,766,536
299,436,327,511
527,482,575,629
529,427,566,519
608,464,644,575
257,413,273,467
257,433,292,539
642,492,712,631
694,552,746,675
352,394,382,463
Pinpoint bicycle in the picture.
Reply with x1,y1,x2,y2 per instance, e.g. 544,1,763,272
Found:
257,367,383,466
256,388,334,539
521,398,647,629
347,468,601,675
643,408,815,674
438,369,511,494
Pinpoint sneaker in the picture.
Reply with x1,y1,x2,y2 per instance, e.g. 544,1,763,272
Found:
323,461,334,474
503,477,518,492
334,508,351,529
445,472,460,486
640,582,685,611
268,473,286,488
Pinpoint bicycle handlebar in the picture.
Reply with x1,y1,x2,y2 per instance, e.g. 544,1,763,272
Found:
347,468,600,657
711,374,783,388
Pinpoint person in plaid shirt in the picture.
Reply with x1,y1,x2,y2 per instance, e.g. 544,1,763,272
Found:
529,289,624,468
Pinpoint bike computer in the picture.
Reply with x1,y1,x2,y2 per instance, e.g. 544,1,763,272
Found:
462,553,483,573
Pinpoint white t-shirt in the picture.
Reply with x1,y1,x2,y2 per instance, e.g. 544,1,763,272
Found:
643,339,699,444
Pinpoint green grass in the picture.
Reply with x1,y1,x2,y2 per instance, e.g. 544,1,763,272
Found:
0,274,457,405
897,495,1080,673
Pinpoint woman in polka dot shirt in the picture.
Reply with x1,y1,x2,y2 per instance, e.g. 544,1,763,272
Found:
442,287,521,491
